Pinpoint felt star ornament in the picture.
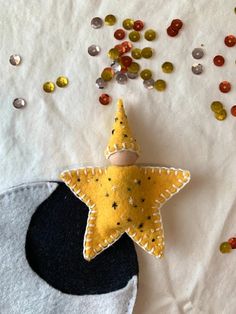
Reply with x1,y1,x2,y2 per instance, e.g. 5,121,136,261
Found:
60,99,190,261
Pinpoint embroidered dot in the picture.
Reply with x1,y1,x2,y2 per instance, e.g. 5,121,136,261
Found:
124,134,128,137
108,178,111,181
138,223,144,229
127,188,131,191
152,239,155,242
147,216,151,220
134,205,138,208
115,117,118,121
105,193,109,197
95,179,99,181
141,198,145,202
127,218,132,222
117,222,120,225
120,121,123,124
148,177,151,180
112,129,115,134
112,202,118,209
140,230,144,232
77,178,80,182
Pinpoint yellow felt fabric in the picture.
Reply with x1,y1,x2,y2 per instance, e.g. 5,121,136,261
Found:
104,99,140,159
60,165,190,261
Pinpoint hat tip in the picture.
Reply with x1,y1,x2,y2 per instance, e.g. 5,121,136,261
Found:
117,99,123,108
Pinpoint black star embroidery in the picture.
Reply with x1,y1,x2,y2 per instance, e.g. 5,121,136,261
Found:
108,178,111,181
112,202,118,209
77,178,80,182
138,223,143,229
123,134,128,138
141,198,145,202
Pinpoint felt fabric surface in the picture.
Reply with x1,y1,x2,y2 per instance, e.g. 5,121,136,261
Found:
61,165,190,260
0,182,138,314
1,0,236,313
26,182,138,295
105,99,140,158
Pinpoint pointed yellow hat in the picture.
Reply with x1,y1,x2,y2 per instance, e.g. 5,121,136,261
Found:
105,99,140,159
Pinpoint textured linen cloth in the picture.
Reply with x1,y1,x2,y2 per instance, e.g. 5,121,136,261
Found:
0,0,236,313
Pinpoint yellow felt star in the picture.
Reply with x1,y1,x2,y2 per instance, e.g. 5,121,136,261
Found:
60,165,190,261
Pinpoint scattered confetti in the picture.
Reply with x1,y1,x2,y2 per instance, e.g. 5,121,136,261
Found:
133,20,144,31
144,29,156,41
167,18,183,37
104,14,116,26
230,105,236,117
99,93,112,105
114,29,126,40
141,47,153,58
88,44,101,56
192,48,204,59
129,30,141,42
96,77,107,89
91,17,103,29
219,81,231,93
228,237,236,249
154,79,166,91
162,62,174,73
220,242,232,254
13,98,26,109
56,76,69,88
140,69,152,80
143,79,155,89
224,34,236,47
9,54,21,66
191,63,203,75
213,55,225,66
43,81,55,93
122,18,134,30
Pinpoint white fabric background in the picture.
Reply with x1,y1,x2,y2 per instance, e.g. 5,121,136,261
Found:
1,0,236,313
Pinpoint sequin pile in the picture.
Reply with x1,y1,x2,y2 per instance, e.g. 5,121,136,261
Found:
220,237,236,254
89,15,180,104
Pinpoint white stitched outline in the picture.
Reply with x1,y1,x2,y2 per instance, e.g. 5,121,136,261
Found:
61,165,190,261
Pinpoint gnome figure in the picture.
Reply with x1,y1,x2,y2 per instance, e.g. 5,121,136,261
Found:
60,99,190,261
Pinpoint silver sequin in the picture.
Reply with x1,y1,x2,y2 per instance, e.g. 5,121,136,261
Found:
13,98,26,109
116,73,128,84
96,77,107,89
192,48,204,59
111,61,121,73
127,72,138,79
143,79,155,89
91,17,103,29
9,54,21,66
192,63,203,75
88,44,101,56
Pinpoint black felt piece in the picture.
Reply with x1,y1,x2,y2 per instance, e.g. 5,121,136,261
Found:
25,182,138,295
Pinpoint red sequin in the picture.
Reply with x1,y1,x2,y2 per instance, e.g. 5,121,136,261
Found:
219,81,231,93
228,237,236,249
224,35,236,47
213,55,225,66
133,20,144,31
114,29,126,40
167,26,178,37
120,56,132,67
121,41,133,52
171,19,183,31
99,94,111,105
230,105,236,117
114,44,126,55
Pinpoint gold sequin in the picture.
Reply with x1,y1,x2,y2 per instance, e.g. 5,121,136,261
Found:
129,31,141,42
162,62,174,73
122,18,134,30
211,101,223,113
107,48,120,60
104,14,116,26
101,68,115,81
154,80,166,91
56,76,69,88
127,62,140,73
140,69,152,80
131,48,142,59
144,29,156,41
43,81,55,93
215,109,227,121
141,47,153,59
